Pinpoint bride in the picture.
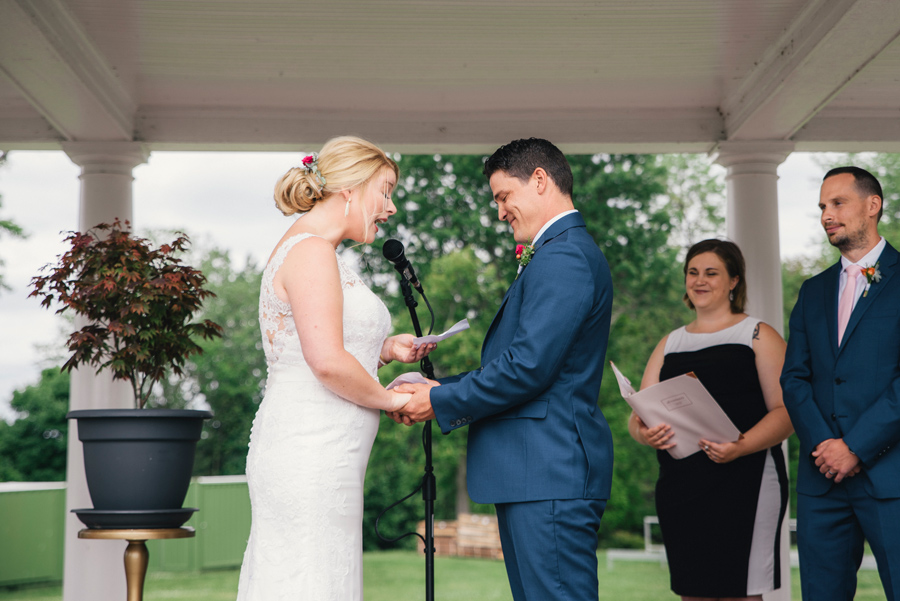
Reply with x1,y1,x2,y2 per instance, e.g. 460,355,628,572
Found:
237,136,434,600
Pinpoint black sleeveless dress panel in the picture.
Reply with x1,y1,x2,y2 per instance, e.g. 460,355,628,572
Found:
655,330,788,597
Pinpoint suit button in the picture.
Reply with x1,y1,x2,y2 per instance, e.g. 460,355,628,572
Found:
831,414,837,421
835,378,844,385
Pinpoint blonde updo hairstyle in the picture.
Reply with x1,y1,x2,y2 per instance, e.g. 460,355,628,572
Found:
274,136,399,216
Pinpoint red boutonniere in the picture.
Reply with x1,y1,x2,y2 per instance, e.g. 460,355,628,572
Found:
861,262,882,297
515,242,535,280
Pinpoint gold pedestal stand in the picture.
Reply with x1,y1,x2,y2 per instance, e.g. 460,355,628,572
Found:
78,527,195,601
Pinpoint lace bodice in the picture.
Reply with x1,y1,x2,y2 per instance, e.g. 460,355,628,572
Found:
259,233,391,381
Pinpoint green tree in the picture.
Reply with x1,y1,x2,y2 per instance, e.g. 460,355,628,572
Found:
657,154,726,251
153,248,265,476
0,152,27,293
0,367,69,482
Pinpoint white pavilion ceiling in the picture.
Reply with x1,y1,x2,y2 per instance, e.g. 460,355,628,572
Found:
1,0,899,154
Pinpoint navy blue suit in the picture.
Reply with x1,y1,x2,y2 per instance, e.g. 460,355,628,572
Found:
431,212,613,601
782,241,900,600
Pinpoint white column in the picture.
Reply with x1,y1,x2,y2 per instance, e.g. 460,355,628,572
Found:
713,141,794,334
714,140,793,601
60,142,149,601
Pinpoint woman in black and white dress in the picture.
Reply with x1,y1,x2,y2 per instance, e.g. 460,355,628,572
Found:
628,239,793,601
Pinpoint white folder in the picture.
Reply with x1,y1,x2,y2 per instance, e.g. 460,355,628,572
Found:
611,361,741,459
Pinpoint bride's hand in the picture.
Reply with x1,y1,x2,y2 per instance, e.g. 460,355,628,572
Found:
381,334,436,365
385,392,414,425
388,391,411,413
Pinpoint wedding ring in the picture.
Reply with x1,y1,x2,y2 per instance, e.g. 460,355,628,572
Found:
704,445,710,451
827,470,836,475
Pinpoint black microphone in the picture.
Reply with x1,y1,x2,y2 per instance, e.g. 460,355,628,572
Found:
382,239,424,293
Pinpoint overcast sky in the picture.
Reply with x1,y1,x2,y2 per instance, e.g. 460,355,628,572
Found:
0,149,833,420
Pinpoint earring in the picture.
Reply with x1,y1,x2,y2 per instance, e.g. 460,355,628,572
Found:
344,197,351,217
729,291,734,302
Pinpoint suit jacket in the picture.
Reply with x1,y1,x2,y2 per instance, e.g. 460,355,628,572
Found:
781,241,900,498
430,212,614,504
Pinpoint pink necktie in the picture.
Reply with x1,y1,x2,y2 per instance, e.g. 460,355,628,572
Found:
837,264,862,345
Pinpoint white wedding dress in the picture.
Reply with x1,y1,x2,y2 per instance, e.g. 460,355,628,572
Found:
237,233,390,601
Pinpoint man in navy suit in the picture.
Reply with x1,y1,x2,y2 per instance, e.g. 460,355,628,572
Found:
782,166,900,600
395,138,614,601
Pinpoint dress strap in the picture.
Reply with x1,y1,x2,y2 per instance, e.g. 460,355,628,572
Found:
736,316,763,347
264,233,323,279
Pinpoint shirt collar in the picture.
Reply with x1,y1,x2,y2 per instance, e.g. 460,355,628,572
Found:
532,209,579,246
841,236,886,270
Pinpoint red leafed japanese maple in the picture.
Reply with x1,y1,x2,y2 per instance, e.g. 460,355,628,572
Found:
30,220,223,408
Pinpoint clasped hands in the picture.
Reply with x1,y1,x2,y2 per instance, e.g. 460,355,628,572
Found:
387,380,440,426
813,438,862,483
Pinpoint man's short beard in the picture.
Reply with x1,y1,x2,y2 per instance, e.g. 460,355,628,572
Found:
829,224,869,252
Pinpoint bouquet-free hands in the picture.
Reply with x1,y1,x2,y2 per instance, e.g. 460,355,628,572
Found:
387,380,440,425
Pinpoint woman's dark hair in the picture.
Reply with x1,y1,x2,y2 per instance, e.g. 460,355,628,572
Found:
483,138,573,198
683,239,747,313
823,166,884,221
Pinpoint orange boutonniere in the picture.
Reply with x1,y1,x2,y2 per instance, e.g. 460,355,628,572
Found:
861,262,882,297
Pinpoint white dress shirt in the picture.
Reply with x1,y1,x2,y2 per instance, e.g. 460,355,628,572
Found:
838,236,886,312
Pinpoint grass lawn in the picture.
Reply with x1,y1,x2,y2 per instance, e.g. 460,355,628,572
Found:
0,550,888,600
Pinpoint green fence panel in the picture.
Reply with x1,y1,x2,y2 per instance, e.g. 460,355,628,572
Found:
0,484,65,587
147,483,200,573
196,477,251,570
147,476,251,573
1,477,251,585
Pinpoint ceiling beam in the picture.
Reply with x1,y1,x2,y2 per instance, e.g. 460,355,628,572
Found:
721,0,900,141
793,107,900,152
133,106,723,154
0,0,135,142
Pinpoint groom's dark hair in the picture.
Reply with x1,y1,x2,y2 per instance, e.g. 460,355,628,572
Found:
483,138,573,198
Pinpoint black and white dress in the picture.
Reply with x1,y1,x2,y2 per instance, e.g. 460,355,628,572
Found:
655,316,788,598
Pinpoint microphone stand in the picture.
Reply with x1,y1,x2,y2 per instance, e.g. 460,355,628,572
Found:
380,275,436,601
401,277,437,601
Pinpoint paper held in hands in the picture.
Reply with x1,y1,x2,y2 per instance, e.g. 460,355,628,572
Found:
385,372,429,391
610,361,741,459
413,318,469,345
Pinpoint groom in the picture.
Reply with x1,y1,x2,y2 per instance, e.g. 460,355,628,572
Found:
395,138,614,601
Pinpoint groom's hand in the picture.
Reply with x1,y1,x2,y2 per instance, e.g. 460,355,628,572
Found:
395,380,439,423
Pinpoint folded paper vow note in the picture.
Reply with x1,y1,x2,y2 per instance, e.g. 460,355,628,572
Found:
385,372,430,390
413,318,469,345
610,361,741,459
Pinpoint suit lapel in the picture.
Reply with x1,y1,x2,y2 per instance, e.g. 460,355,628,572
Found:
480,213,586,362
824,262,841,352
839,243,899,354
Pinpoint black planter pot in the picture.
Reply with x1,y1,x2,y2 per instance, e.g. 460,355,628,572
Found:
67,408,212,529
